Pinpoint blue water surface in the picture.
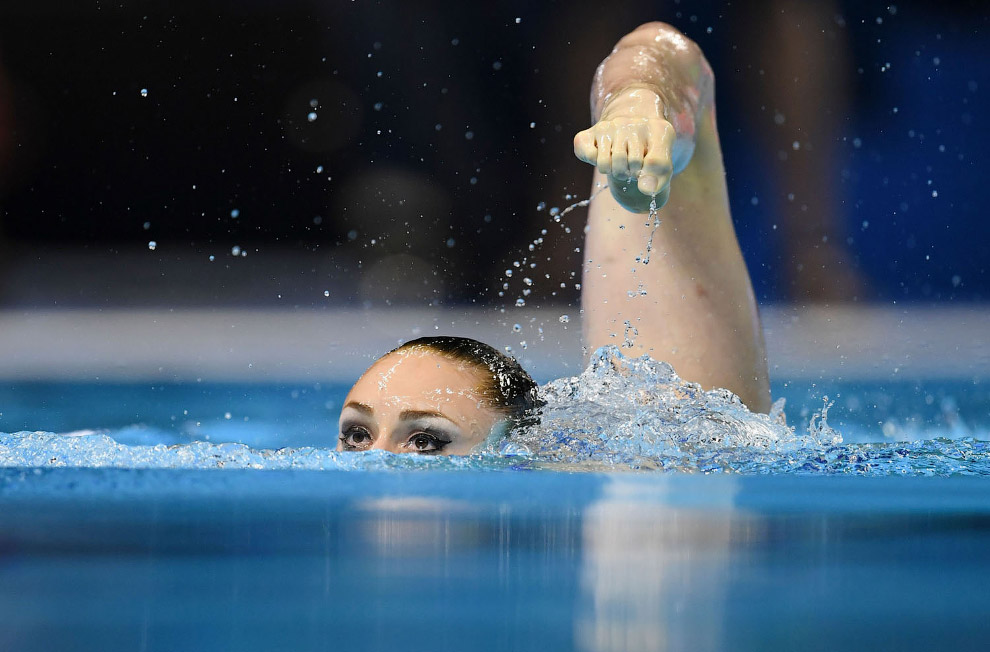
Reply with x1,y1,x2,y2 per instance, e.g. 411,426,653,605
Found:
1,469,989,651
2,349,989,650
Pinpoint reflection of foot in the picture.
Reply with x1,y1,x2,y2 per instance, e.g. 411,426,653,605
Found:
786,243,868,303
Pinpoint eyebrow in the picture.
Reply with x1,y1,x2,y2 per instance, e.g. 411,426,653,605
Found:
342,402,456,426
342,401,374,415
399,409,456,425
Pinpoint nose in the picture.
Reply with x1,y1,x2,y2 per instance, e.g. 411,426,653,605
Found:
369,434,399,454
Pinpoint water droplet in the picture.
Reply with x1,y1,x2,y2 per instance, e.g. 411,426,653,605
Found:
523,277,533,286
559,314,570,323
514,17,521,23
307,112,318,122
464,131,474,140
224,412,232,420
231,245,241,256
504,269,513,277
309,98,319,108
208,255,215,262
324,290,330,297
142,221,151,230
230,208,240,218
492,61,502,71
147,240,157,251
140,88,148,97
512,323,522,332
536,202,546,212
515,298,526,307
446,238,456,248
316,165,324,173
529,122,536,128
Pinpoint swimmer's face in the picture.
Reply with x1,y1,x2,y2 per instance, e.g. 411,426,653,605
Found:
338,349,504,455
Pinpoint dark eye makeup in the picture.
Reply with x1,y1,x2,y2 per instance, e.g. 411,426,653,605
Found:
339,426,373,451
338,425,453,454
405,430,452,454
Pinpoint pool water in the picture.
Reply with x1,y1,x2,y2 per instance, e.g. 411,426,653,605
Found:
1,470,988,651
1,349,989,650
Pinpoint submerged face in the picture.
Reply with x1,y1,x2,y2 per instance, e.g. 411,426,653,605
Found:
338,349,505,455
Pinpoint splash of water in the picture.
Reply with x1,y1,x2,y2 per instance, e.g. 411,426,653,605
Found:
640,194,661,265
500,346,830,471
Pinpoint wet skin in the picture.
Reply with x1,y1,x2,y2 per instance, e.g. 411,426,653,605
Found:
338,350,505,456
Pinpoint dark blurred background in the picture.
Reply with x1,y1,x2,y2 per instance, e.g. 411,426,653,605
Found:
0,0,986,308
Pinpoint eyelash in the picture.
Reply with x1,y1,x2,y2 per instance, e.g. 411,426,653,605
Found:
338,427,451,454
339,427,373,451
406,430,451,455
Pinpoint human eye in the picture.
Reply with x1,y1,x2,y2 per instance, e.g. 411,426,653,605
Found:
339,426,374,451
405,431,452,455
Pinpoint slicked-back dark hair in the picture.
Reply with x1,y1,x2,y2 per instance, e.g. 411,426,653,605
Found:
388,336,541,428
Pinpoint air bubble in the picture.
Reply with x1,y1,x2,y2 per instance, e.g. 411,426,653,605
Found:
512,323,522,332
147,241,157,251
559,314,570,323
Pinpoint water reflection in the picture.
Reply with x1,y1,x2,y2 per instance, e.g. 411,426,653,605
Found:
576,477,748,652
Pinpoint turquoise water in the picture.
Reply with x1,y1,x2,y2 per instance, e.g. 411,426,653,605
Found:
1,470,988,651
2,348,989,650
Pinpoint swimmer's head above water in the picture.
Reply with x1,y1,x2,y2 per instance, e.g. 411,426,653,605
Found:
338,337,540,455
342,19,772,448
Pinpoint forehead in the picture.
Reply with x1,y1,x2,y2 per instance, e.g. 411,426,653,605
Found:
346,349,486,408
